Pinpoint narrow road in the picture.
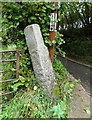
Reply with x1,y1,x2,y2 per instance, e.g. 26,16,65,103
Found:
58,56,91,94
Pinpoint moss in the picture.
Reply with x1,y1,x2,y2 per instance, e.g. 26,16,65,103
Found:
53,86,61,99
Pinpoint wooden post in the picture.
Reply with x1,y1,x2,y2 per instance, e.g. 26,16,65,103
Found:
48,31,56,62
16,49,19,79
49,1,58,62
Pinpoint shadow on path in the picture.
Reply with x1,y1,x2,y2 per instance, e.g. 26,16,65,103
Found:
58,55,91,94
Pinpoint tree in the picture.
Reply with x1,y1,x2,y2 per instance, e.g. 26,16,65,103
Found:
59,2,92,29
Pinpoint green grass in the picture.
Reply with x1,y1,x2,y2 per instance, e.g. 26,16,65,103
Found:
0,58,77,119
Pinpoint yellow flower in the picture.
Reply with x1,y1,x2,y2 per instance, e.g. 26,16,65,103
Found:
34,86,37,91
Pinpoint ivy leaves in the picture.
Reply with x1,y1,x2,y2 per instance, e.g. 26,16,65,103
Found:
45,32,65,47
2,2,55,45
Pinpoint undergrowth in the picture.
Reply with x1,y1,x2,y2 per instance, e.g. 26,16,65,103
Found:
1,2,77,119
0,58,77,119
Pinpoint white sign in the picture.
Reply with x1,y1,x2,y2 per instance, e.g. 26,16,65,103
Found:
50,13,57,31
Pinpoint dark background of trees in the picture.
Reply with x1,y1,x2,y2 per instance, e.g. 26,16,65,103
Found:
59,2,92,64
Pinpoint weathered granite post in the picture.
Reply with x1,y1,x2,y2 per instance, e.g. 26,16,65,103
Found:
24,24,57,100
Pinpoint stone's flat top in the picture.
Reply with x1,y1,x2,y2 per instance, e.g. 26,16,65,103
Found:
68,74,91,118
24,24,44,51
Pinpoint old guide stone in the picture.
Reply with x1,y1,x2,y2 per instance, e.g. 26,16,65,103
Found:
24,24,57,100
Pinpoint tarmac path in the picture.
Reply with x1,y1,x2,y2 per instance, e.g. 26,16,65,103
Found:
58,55,91,95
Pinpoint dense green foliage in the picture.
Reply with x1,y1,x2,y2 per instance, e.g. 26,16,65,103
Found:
0,2,78,119
2,2,62,46
2,2,52,44
62,37,92,64
59,2,92,64
1,58,76,119
1,2,65,95
59,2,92,29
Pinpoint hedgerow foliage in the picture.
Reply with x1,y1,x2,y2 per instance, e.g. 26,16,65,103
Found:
2,2,65,91
1,2,56,89
2,2,55,46
1,3,77,118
